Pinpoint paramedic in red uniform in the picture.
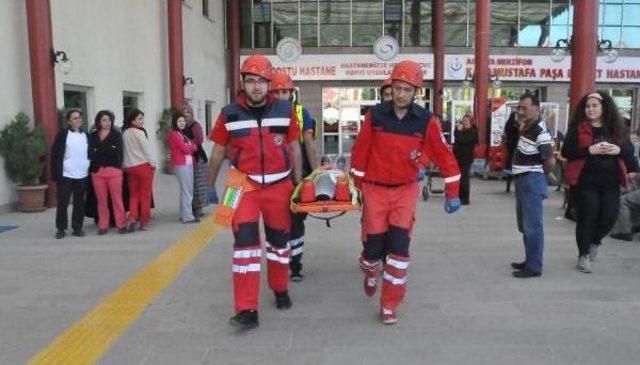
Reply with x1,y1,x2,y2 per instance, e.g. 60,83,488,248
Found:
270,71,318,282
208,55,302,330
350,60,462,325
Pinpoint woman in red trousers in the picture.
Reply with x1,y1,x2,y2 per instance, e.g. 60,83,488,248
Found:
122,108,155,232
88,110,127,235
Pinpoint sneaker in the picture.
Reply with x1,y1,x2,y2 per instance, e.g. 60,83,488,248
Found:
72,230,85,237
577,255,592,273
55,230,65,239
510,261,526,270
610,232,633,242
98,229,108,235
118,227,128,234
364,275,378,297
183,218,200,224
139,225,148,231
290,271,304,282
275,291,292,309
589,244,599,262
229,310,259,330
380,308,398,325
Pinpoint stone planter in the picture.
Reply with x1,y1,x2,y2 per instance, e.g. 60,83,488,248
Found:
16,184,47,212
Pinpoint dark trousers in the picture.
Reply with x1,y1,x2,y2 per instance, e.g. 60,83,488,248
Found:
575,182,621,256
289,212,307,273
55,177,88,231
459,163,472,204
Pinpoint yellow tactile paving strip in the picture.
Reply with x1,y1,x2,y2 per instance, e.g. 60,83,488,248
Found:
28,220,221,365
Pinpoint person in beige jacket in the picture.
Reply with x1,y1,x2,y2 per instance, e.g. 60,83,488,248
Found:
122,108,155,231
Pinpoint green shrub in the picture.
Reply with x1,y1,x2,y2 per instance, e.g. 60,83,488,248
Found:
0,112,47,186
156,107,180,145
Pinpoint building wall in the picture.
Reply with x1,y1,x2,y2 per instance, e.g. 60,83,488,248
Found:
0,0,227,210
0,1,33,208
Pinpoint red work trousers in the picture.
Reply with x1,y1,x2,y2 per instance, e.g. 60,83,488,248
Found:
125,163,154,227
92,167,126,230
360,182,419,311
231,179,294,313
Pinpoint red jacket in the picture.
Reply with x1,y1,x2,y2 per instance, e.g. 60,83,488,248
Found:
209,93,300,184
350,101,460,198
167,130,197,166
563,121,628,187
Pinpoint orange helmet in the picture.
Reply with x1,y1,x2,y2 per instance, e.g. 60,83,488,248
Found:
270,71,294,91
390,60,423,88
380,78,393,91
240,54,274,81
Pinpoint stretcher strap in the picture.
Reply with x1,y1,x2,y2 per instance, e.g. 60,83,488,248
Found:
308,211,347,228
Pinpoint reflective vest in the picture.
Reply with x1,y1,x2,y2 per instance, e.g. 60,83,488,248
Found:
295,104,317,142
221,99,294,184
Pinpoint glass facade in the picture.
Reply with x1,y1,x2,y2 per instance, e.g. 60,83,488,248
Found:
240,0,433,48
239,0,640,49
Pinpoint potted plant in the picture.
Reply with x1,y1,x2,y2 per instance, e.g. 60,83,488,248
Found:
0,112,48,212
156,107,179,174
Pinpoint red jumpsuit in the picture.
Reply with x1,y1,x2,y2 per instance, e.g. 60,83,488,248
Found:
210,93,300,313
350,101,460,311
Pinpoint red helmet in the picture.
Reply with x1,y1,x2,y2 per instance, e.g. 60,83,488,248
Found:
380,78,393,92
390,60,423,88
240,55,274,81
270,71,294,91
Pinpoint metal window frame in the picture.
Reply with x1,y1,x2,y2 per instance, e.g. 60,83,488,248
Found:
382,0,386,40
601,0,606,41
548,0,553,47
402,0,405,47
618,0,624,48
466,0,470,47
350,0,354,47
298,0,302,41
516,0,521,47
567,0,572,41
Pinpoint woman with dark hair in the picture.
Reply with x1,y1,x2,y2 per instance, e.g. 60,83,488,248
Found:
122,108,155,231
562,91,639,273
87,110,127,235
453,113,479,205
51,109,90,239
167,111,199,223
181,104,209,217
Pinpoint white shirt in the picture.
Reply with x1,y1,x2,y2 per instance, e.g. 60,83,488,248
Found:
63,130,90,179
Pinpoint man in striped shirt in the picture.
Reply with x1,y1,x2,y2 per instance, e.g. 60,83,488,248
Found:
510,92,555,278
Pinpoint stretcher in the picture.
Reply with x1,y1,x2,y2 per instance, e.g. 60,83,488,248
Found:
290,167,361,227
421,164,445,201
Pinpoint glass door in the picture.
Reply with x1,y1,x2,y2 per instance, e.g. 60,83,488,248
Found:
338,103,360,157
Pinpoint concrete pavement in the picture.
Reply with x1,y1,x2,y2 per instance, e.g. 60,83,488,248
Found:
2,173,640,364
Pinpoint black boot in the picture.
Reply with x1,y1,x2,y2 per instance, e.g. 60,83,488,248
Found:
275,291,292,309
229,310,259,330
290,258,303,282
